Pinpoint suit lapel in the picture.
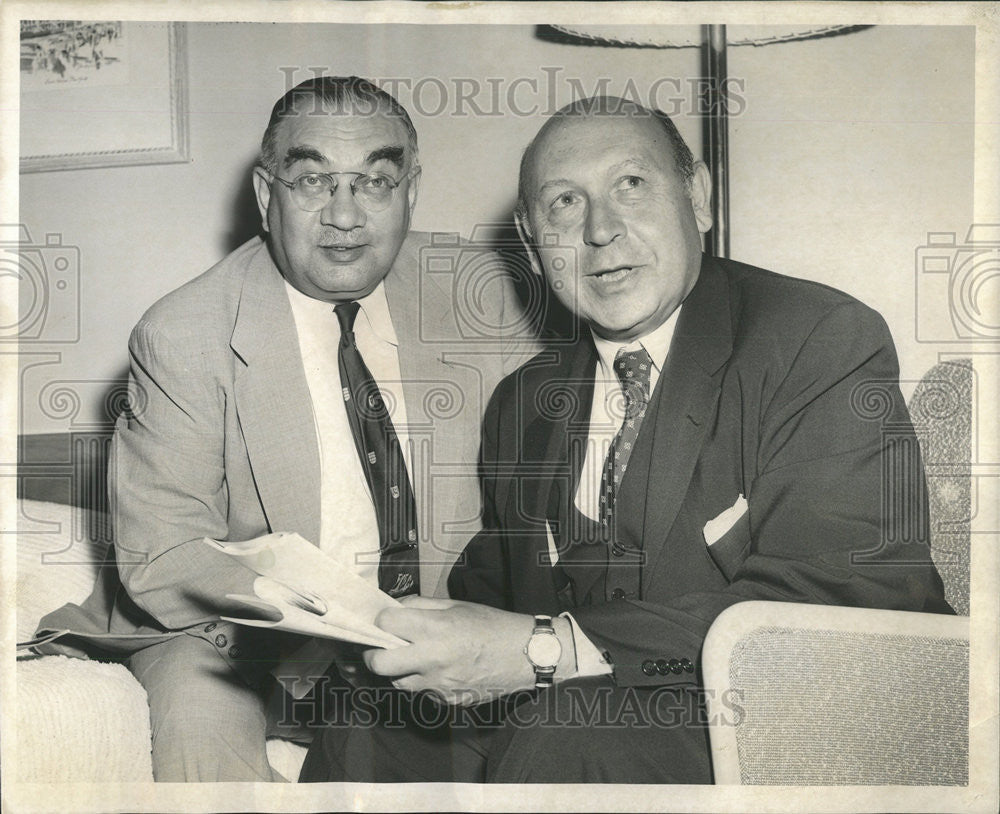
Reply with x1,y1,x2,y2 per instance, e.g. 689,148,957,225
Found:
632,255,734,591
384,232,453,436
511,341,595,601
383,233,463,594
536,339,595,520
230,244,322,546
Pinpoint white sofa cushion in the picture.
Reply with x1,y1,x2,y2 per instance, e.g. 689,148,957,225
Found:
16,499,110,643
15,655,155,782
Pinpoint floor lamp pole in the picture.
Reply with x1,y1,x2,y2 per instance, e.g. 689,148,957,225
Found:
703,24,731,258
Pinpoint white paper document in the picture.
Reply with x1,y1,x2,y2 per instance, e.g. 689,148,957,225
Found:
202,532,407,650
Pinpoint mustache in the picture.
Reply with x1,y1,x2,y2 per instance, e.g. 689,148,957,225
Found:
317,230,365,246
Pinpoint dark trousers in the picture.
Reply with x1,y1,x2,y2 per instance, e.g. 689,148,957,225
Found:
299,675,714,784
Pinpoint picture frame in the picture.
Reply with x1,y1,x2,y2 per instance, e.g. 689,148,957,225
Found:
19,21,189,173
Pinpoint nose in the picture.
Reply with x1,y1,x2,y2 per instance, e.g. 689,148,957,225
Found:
320,179,366,231
582,197,625,247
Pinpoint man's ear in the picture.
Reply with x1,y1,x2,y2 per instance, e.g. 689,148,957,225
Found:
252,167,272,233
689,161,713,234
406,166,421,218
514,211,545,278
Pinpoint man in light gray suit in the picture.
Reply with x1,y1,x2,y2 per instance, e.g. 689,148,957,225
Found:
35,76,530,781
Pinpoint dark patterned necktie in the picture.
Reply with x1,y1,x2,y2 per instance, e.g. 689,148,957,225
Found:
334,302,420,598
598,348,653,534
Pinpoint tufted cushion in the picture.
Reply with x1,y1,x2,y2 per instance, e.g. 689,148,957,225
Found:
908,358,972,615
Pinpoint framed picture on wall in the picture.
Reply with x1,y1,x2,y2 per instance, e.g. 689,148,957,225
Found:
19,21,189,172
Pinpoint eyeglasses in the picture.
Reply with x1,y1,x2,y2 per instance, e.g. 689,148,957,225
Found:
269,166,420,213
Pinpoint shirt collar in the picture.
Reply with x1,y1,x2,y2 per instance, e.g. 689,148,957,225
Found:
283,279,399,347
591,305,682,381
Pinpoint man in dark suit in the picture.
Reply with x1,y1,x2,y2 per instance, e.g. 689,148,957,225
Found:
301,96,950,784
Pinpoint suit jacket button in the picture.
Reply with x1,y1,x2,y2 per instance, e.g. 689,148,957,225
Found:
214,634,228,648
611,542,626,557
204,622,217,633
228,646,241,659
669,658,682,674
611,588,626,600
641,660,657,676
655,658,669,675
681,658,694,673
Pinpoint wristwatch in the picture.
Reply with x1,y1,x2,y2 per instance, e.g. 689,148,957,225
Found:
524,614,562,688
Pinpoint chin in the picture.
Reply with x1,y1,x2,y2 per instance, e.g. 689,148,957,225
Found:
314,268,373,292
593,324,639,342
593,312,652,339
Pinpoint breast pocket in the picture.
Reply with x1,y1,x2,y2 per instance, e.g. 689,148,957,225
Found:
704,508,751,583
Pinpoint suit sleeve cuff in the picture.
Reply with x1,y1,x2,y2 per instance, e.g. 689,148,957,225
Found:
560,611,614,678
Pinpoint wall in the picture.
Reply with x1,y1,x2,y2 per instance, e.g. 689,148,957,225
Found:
16,23,974,433
727,25,975,390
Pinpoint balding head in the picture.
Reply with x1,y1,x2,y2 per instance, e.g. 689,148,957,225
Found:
515,97,696,237
512,95,712,342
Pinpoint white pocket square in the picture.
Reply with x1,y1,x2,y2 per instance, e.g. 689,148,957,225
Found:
703,494,748,546
545,520,559,565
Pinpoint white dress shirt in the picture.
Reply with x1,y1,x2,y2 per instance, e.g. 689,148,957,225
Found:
575,309,680,522
557,307,682,678
278,280,415,696
285,279,413,582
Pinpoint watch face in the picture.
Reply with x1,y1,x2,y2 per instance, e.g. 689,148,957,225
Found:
527,632,562,668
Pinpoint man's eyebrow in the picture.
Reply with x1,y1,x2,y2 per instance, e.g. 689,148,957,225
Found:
282,146,326,170
365,146,405,169
536,160,654,193
609,158,654,173
537,178,576,194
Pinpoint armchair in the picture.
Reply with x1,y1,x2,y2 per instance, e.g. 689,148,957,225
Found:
702,358,973,784
702,602,968,784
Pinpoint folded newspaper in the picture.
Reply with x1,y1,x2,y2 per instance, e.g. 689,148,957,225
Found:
204,532,407,650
